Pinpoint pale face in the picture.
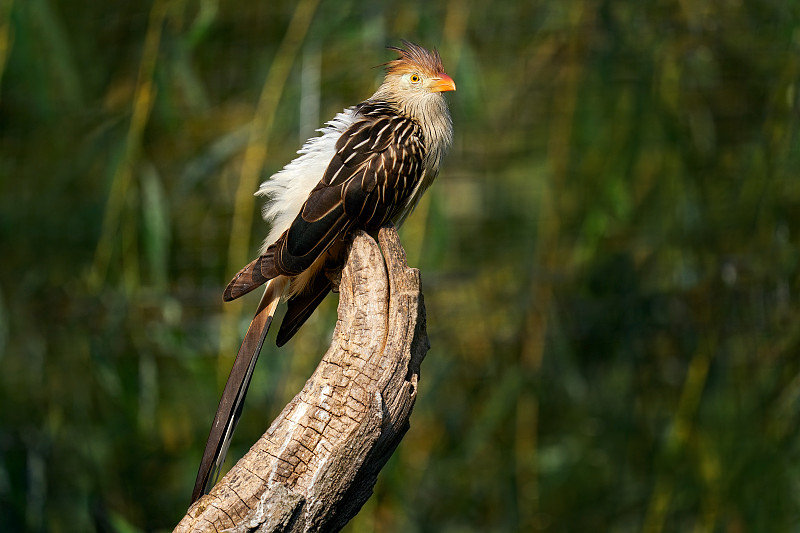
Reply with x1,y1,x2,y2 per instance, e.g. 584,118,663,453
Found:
394,70,457,95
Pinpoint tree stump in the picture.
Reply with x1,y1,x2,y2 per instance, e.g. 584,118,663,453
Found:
175,226,429,533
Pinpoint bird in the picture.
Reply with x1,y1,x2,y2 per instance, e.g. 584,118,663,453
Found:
191,40,455,504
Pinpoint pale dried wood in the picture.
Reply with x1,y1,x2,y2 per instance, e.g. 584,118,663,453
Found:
175,226,429,533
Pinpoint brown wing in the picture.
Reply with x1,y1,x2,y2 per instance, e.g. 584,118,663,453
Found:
223,253,278,301
275,113,425,272
223,107,426,307
276,273,333,347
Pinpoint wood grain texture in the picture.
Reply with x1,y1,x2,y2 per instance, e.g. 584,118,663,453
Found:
175,226,429,533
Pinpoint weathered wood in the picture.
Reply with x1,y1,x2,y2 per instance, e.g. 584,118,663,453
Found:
175,226,429,533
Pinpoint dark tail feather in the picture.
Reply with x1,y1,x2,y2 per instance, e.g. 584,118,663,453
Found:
276,275,332,347
223,251,279,302
191,277,287,504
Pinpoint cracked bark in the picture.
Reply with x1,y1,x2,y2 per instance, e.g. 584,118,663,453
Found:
175,226,429,533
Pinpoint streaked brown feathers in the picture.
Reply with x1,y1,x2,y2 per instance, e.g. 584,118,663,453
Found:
223,103,426,308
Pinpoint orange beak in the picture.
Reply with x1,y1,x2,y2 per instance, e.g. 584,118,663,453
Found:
430,73,456,92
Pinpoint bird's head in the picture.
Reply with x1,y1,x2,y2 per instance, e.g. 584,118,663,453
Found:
371,41,455,167
383,40,456,95
373,41,456,116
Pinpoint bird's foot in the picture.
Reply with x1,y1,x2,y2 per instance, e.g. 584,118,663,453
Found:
325,266,343,293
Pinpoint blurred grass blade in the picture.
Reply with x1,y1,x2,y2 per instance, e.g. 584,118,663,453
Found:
299,39,321,145
29,0,82,106
186,0,218,47
644,336,716,533
141,161,171,289
0,0,13,99
88,0,168,290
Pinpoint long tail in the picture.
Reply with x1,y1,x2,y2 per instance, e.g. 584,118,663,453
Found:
191,276,288,504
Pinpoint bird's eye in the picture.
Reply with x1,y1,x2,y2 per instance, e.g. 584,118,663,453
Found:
410,74,421,83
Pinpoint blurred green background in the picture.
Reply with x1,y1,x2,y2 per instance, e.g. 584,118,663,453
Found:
2,0,800,531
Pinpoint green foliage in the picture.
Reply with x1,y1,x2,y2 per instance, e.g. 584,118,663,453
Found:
1,0,799,531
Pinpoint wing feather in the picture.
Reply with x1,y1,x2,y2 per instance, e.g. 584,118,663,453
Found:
223,104,426,313
274,110,425,278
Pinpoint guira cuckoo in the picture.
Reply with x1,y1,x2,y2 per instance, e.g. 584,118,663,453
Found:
192,41,455,503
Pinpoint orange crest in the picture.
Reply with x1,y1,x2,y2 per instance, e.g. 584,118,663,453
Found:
384,40,446,77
